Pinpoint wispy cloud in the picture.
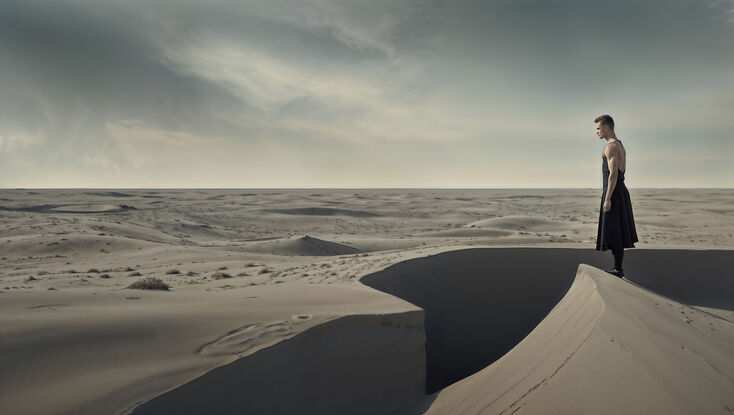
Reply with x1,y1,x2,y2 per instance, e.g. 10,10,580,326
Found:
709,0,734,23
0,130,45,151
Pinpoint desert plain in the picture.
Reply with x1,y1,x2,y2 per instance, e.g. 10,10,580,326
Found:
1,188,733,414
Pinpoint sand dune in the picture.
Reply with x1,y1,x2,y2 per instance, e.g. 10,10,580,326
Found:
0,204,137,214
244,235,363,256
363,248,734,414
417,228,513,238
13,247,723,415
425,262,734,414
263,207,380,217
130,311,426,415
464,215,571,231
0,283,420,415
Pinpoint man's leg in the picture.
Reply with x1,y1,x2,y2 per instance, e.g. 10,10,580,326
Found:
611,245,624,271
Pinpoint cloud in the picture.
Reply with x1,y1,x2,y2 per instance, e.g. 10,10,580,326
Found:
0,0,733,187
708,0,734,23
107,120,211,147
0,131,45,151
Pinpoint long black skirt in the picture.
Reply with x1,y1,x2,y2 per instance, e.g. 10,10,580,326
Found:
596,183,638,251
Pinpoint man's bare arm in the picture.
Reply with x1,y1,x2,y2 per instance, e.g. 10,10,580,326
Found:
605,144,619,203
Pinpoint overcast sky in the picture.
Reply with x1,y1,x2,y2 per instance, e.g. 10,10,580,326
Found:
1,0,732,188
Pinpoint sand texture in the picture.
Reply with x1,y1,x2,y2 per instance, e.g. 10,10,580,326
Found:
1,189,733,414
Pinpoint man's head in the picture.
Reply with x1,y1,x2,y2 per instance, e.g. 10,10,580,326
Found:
594,114,615,139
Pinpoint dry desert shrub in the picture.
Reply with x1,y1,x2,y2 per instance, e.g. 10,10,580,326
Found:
165,269,181,275
258,268,273,275
127,277,170,291
211,272,232,280
129,271,142,277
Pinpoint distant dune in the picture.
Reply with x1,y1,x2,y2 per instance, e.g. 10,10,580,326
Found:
264,207,380,217
244,235,363,256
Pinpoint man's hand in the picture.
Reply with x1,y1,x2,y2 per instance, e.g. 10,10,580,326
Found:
603,199,612,213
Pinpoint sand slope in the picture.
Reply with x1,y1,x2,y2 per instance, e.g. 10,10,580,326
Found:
130,311,426,415
424,264,734,414
244,234,363,256
0,283,421,415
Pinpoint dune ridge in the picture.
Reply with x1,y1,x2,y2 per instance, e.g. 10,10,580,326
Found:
423,263,734,414
244,234,363,256
362,248,734,413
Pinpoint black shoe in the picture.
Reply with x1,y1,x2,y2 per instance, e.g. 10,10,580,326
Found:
604,268,624,278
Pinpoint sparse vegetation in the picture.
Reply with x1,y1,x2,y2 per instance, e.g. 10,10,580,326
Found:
129,271,142,277
127,277,170,291
258,268,273,275
166,269,181,275
211,272,232,280
186,271,199,276
244,262,259,267
87,268,100,273
236,271,249,277
99,274,111,279
218,266,228,270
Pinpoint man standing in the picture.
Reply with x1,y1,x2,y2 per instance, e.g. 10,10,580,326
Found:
595,114,638,277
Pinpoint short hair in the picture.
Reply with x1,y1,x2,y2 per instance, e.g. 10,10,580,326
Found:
594,114,615,130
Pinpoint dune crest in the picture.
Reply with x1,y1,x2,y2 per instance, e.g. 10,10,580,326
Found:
426,264,734,414
244,235,363,256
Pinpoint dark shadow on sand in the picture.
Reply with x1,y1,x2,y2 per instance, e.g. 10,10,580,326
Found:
362,248,609,393
131,313,430,415
624,249,734,311
362,248,734,394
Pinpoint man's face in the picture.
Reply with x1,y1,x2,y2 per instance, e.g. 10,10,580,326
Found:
595,122,607,139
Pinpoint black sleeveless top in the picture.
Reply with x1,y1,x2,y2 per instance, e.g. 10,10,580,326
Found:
601,140,625,191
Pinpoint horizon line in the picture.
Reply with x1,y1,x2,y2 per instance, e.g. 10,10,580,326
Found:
2,187,732,191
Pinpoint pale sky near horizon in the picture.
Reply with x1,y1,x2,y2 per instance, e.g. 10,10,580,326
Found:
1,0,733,188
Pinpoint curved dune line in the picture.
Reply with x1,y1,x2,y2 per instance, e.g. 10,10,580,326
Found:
426,261,734,414
426,264,605,414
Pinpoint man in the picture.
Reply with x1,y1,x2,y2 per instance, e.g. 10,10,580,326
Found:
595,114,638,277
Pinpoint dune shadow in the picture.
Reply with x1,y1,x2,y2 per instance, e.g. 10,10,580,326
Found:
624,249,734,311
362,248,734,394
362,248,609,393
131,313,429,415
